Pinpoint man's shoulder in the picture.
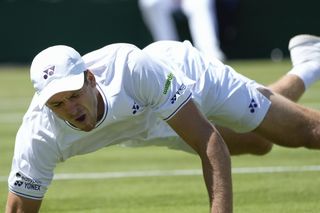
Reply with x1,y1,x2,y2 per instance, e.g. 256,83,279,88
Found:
18,94,62,146
82,43,141,63
23,94,56,124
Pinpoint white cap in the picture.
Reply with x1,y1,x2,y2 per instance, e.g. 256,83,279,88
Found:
30,45,86,108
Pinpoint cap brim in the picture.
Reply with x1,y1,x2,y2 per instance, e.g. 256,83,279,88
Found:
37,72,85,108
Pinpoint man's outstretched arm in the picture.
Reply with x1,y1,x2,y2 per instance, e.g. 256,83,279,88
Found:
167,100,232,213
6,191,42,213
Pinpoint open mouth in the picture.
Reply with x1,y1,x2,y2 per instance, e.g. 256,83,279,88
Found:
76,114,86,122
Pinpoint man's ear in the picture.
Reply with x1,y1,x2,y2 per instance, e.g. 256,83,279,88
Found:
86,70,96,87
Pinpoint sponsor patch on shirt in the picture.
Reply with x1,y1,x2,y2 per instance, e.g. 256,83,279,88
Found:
163,73,175,95
13,172,42,191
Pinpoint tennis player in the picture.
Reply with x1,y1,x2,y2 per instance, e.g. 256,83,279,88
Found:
6,34,320,213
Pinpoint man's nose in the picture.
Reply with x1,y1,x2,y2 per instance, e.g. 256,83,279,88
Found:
64,100,78,115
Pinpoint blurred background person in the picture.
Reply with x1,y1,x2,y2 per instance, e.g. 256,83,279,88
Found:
138,0,226,61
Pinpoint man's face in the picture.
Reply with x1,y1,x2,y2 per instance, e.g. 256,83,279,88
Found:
46,72,99,132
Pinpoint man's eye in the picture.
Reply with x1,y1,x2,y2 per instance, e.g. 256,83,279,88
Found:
70,93,80,99
51,102,62,108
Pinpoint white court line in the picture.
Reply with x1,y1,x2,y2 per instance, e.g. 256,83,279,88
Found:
1,165,320,182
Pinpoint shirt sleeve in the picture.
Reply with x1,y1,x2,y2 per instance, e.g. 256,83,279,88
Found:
124,50,193,120
8,111,60,200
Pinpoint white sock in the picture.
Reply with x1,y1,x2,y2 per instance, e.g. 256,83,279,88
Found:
287,61,320,89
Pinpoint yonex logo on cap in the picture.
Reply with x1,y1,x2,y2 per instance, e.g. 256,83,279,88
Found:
43,66,55,80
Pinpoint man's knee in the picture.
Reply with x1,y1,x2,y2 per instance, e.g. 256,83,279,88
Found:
220,127,274,156
227,139,273,156
250,141,273,155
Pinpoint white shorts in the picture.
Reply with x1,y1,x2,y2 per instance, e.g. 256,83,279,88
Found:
192,63,271,133
144,40,271,133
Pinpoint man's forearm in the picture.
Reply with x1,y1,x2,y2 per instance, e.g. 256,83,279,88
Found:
166,100,233,212
201,131,232,213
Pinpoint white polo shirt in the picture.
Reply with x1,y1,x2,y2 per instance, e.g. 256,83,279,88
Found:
8,40,270,200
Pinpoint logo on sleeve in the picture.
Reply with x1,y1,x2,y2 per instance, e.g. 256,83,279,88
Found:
163,73,175,95
170,84,186,104
132,102,142,114
14,172,41,191
14,180,23,187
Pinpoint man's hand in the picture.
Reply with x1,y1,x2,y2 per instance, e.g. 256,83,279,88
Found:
6,191,42,213
167,100,232,213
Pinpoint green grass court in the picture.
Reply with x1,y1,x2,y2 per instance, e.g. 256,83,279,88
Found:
1,60,320,212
